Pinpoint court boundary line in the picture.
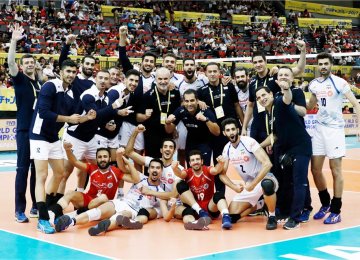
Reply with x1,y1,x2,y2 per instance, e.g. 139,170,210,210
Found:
185,224,360,259
0,228,112,259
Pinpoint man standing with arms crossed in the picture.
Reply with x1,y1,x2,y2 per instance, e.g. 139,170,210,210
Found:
307,52,360,224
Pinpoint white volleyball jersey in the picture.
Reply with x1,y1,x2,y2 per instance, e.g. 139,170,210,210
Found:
178,75,208,98
142,74,155,94
222,136,262,183
145,157,183,192
235,86,249,112
308,74,350,129
124,173,164,211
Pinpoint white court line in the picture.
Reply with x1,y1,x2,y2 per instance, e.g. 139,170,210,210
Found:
186,224,360,259
0,229,115,260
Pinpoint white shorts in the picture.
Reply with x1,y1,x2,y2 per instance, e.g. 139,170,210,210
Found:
62,130,97,161
30,140,63,160
118,121,144,150
176,121,187,150
95,134,120,149
232,181,263,206
112,199,138,219
312,124,345,159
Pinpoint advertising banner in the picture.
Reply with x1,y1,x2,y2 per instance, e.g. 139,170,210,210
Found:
0,119,16,151
0,88,16,111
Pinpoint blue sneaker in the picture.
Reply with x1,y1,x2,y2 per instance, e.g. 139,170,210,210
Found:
221,214,232,230
15,212,29,223
198,209,211,225
313,206,330,220
55,215,72,232
37,219,55,234
29,208,38,218
298,209,312,223
324,213,341,224
88,219,111,236
184,217,209,230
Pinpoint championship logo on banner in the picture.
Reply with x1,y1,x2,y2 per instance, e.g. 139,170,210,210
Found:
0,119,16,151
0,88,17,111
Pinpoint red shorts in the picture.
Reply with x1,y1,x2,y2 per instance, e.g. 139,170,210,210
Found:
82,193,95,207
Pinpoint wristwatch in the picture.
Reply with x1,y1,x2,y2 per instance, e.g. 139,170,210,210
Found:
205,117,209,122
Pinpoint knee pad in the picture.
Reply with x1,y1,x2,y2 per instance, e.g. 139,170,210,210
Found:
137,208,150,218
261,179,275,196
181,207,197,218
229,214,241,223
212,191,225,204
87,208,102,221
176,180,189,195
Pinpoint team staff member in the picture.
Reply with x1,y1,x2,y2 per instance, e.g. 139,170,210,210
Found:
271,69,312,223
137,67,181,159
8,23,40,222
257,68,312,230
307,52,360,224
198,62,242,194
241,40,306,143
176,58,208,166
165,89,220,166
30,59,95,234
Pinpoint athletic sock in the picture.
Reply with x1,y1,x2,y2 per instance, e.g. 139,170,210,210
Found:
191,203,202,214
319,189,331,206
330,197,342,214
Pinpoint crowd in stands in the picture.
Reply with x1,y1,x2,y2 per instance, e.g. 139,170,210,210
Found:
0,0,360,90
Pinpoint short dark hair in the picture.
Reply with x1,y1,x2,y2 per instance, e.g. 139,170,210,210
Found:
96,147,111,158
149,158,164,169
234,67,248,76
20,54,35,65
125,69,140,78
81,55,96,64
252,51,266,62
316,52,333,64
205,62,220,71
221,117,239,131
278,65,294,74
255,86,272,96
163,53,177,60
97,69,110,75
188,150,203,160
183,88,198,99
183,58,195,65
141,51,157,62
61,59,77,70
161,138,176,150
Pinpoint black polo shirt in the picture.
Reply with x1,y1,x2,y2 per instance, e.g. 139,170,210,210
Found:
172,106,217,146
248,71,281,142
141,87,181,134
197,82,239,126
272,96,312,156
11,72,41,131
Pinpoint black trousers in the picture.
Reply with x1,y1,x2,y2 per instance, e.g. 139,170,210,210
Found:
15,130,36,213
